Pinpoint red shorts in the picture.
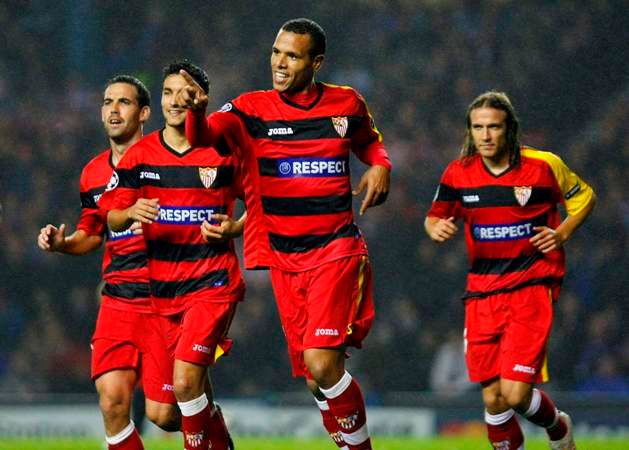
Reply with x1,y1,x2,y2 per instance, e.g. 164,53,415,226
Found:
91,303,175,404
270,255,375,378
160,300,239,367
464,284,554,384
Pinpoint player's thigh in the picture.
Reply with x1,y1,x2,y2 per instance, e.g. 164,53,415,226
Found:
139,313,176,404
175,300,237,367
464,296,507,383
304,256,374,350
91,306,143,380
501,285,553,384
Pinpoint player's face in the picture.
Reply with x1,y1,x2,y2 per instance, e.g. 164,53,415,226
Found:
101,83,147,143
271,30,323,95
470,107,508,165
161,74,189,128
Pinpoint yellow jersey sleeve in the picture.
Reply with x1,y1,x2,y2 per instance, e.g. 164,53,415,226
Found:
522,148,595,216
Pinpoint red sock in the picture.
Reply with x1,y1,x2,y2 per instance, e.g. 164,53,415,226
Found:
207,403,232,450
106,422,144,450
523,388,567,441
179,395,212,450
485,409,524,450
320,372,371,450
315,397,348,448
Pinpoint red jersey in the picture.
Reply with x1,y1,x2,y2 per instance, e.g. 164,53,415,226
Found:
77,149,151,312
99,130,245,315
427,147,595,299
188,83,392,271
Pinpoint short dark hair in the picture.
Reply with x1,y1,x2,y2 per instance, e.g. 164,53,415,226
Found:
461,91,522,166
162,59,209,94
281,18,326,57
105,74,151,108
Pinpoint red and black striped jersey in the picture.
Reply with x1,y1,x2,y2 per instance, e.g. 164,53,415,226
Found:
77,149,151,312
99,130,245,315
191,82,391,271
427,147,595,299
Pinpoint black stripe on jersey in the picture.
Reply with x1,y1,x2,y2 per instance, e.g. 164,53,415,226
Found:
102,282,151,299
434,184,460,202
459,186,555,208
104,250,148,274
262,192,352,216
228,105,361,141
462,276,561,300
116,165,234,189
269,223,360,253
146,240,230,262
150,269,229,298
470,253,543,275
80,187,106,208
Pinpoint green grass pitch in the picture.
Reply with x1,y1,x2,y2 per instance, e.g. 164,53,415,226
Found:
1,437,628,450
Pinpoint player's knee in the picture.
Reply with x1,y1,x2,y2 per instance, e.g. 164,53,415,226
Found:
481,389,503,411
146,405,181,432
173,374,202,401
98,389,131,419
503,390,530,410
305,359,341,388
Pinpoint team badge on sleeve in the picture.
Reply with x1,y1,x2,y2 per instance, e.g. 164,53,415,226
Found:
199,167,218,188
219,102,233,113
514,186,532,206
105,171,119,191
331,116,348,138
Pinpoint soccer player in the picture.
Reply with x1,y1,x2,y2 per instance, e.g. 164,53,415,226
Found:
37,75,180,450
101,61,243,450
178,18,391,450
424,91,596,450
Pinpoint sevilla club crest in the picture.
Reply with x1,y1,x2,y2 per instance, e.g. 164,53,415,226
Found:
331,116,348,138
199,167,218,189
514,186,532,206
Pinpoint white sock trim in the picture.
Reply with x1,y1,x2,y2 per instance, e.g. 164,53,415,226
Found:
105,421,135,445
524,388,542,417
320,371,353,400
485,408,515,426
342,423,370,445
315,398,330,411
341,447,350,450
178,393,209,417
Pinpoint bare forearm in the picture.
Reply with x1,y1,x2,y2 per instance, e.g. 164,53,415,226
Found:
59,230,103,255
556,193,597,243
107,209,134,232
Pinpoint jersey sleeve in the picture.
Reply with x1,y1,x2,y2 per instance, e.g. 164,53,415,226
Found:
350,92,392,170
426,163,462,220
543,152,595,216
76,168,106,236
186,102,246,156
98,150,140,211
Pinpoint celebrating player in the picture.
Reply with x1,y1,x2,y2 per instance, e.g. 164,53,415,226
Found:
425,91,596,450
37,75,180,450
178,18,391,450
102,61,243,450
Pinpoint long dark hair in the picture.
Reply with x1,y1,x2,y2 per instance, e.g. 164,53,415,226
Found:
461,91,521,166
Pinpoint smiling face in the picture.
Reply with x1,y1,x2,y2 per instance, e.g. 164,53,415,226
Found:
270,30,323,95
161,73,188,129
470,106,509,168
101,82,148,144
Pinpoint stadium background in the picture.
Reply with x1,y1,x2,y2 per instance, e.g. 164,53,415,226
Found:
0,0,627,441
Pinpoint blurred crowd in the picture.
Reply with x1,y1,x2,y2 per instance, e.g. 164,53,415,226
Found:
0,0,627,400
